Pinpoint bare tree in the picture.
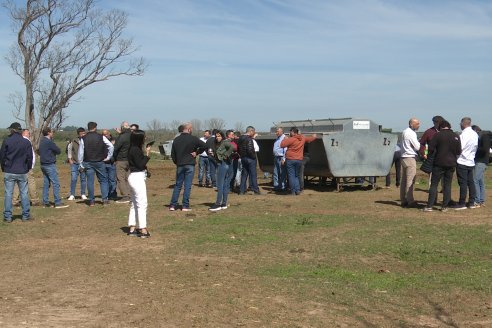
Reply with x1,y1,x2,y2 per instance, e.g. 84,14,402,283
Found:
234,121,245,133
205,117,226,131
189,118,202,135
146,119,163,132
4,0,146,148
168,120,182,133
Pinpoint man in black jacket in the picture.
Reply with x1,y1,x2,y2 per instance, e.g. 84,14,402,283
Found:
113,121,131,203
423,120,461,212
0,122,34,222
472,125,490,207
169,123,206,211
237,126,260,195
78,122,114,206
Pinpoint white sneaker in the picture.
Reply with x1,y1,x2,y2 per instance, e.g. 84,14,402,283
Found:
67,195,75,201
81,195,87,200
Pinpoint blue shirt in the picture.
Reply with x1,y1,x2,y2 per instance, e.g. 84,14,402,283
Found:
39,136,61,165
273,134,286,159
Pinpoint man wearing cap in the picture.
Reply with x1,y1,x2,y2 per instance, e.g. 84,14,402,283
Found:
0,122,34,222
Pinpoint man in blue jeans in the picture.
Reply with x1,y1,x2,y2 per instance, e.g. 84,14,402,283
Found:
0,122,34,222
78,121,114,206
39,127,69,209
67,127,87,200
169,122,206,211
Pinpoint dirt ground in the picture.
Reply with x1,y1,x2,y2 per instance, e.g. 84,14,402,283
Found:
0,160,490,327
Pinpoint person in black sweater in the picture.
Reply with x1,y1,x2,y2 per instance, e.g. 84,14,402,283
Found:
237,126,260,195
423,120,461,212
127,130,151,238
472,125,491,206
169,123,206,211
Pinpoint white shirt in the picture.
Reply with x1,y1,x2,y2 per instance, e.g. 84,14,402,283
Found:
23,136,35,169
401,127,420,158
199,137,208,157
253,139,259,152
457,126,478,167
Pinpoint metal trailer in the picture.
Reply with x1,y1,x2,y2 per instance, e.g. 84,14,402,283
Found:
158,140,173,159
255,118,398,191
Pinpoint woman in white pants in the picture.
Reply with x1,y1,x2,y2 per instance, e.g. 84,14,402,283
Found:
127,129,151,238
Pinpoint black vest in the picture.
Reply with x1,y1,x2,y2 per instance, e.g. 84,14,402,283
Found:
82,132,106,162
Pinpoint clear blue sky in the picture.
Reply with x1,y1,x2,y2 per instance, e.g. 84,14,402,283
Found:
1,0,491,132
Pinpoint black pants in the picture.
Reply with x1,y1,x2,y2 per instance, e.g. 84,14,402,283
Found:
386,153,401,187
456,164,476,206
427,166,454,208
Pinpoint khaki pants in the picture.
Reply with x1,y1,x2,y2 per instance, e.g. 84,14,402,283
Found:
115,160,131,199
13,170,39,204
400,157,416,205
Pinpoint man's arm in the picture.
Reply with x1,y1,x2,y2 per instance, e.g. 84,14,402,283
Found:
102,136,114,161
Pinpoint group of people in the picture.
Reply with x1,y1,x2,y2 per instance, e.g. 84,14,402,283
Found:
399,116,490,212
1,121,152,238
2,116,489,237
169,123,318,214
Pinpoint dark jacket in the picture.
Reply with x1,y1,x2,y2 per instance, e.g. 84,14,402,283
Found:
128,146,150,172
113,129,131,161
82,131,106,162
0,132,33,174
39,136,61,165
237,135,256,159
475,131,491,164
428,129,461,168
171,133,207,166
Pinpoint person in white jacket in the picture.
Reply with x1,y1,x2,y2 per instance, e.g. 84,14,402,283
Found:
400,118,421,207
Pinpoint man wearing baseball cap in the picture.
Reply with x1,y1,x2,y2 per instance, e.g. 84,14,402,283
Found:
0,122,34,222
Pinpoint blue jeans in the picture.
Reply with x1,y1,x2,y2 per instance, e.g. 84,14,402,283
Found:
215,161,232,206
198,156,210,185
240,157,259,193
105,162,117,198
41,164,62,205
3,173,30,220
70,163,87,196
273,156,286,190
456,164,476,206
473,162,487,204
209,158,217,187
83,161,109,201
170,165,195,208
286,159,302,194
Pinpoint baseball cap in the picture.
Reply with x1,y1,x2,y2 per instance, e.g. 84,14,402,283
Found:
7,122,22,130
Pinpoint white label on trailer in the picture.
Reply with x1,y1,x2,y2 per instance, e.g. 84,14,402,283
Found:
353,121,370,129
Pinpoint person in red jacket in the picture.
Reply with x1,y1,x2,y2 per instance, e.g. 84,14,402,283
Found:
280,128,317,195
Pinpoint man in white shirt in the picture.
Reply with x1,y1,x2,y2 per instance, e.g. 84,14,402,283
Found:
400,118,421,207
198,130,211,187
455,117,478,210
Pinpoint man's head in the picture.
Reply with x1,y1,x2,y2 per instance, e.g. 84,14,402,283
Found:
7,122,22,133
87,121,97,131
460,117,472,130
121,121,130,131
203,130,211,139
275,127,284,137
76,127,86,138
130,123,139,131
408,118,420,131
289,127,299,136
432,116,444,129
472,125,481,133
246,126,255,137
181,123,192,134
102,129,111,138
42,127,53,137
439,120,451,130
21,129,30,138
226,129,234,139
